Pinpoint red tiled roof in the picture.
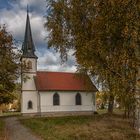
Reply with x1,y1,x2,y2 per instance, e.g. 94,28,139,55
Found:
35,71,97,91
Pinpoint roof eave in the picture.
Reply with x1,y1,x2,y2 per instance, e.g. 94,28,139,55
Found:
37,89,97,92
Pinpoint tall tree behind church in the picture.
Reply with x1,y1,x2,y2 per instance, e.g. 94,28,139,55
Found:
45,0,140,115
0,26,20,104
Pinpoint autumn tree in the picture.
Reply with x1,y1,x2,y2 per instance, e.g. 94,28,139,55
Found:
45,0,140,115
0,26,20,105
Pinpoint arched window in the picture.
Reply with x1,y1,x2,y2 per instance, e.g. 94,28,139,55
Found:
28,100,33,109
53,93,60,105
27,60,32,69
76,93,82,105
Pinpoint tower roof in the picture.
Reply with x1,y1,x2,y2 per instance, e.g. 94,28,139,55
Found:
22,8,37,59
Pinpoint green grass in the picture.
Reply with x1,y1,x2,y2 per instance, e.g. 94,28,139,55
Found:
97,108,124,115
97,109,108,114
20,113,140,140
0,112,21,117
0,118,5,140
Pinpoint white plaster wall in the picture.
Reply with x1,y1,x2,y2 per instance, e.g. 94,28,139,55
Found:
22,58,37,73
39,91,96,112
22,73,36,90
22,57,37,90
21,58,38,114
21,91,38,113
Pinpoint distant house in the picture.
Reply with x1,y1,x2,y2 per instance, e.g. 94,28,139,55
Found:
21,11,97,116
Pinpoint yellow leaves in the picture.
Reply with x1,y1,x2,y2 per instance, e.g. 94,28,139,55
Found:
0,26,13,48
0,25,20,104
122,25,129,37
46,0,139,87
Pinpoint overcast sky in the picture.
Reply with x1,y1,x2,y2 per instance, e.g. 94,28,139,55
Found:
0,0,77,72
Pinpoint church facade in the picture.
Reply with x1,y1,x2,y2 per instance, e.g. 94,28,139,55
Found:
21,11,97,116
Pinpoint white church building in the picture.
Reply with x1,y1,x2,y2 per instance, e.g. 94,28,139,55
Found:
21,11,98,116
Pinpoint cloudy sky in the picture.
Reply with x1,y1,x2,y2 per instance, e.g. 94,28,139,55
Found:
0,0,77,72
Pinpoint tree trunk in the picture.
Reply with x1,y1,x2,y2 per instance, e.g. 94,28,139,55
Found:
135,39,140,131
124,107,127,118
0,109,2,115
108,95,114,114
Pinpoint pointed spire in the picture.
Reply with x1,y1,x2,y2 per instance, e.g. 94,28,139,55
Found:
27,4,29,14
22,6,38,59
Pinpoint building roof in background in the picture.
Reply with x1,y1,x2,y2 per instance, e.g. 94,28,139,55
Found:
35,71,98,92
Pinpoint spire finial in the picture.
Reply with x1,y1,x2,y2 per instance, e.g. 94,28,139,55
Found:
27,4,29,14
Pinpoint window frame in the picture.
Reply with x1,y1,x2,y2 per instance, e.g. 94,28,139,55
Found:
27,100,33,109
75,93,82,105
53,92,60,106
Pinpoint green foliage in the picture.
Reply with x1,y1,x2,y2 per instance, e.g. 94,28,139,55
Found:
45,0,140,115
0,26,20,104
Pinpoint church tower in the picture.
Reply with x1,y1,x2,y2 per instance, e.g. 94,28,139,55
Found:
21,9,38,115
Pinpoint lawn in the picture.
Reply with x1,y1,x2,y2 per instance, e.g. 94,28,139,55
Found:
20,113,140,140
0,111,21,117
0,118,5,140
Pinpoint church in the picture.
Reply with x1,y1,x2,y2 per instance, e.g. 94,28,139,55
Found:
21,11,98,116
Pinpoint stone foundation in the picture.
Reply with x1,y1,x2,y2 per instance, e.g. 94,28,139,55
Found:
22,111,95,117
21,112,40,117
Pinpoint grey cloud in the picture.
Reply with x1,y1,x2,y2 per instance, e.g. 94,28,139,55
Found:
0,6,47,48
67,55,76,67
0,0,77,72
11,0,46,14
0,8,25,42
37,49,77,72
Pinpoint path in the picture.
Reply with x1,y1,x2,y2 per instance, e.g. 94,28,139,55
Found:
5,117,42,140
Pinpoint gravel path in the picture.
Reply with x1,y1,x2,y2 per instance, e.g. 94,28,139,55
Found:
5,117,42,140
